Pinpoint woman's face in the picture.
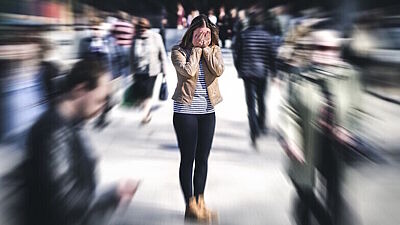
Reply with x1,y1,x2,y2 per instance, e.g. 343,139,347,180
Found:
193,24,211,42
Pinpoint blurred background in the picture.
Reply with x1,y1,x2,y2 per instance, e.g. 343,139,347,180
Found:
0,0,399,225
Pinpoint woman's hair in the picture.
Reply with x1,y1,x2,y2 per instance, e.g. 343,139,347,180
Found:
179,14,219,49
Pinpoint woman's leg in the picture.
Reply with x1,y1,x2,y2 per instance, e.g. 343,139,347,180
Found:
173,113,198,204
194,113,216,197
141,97,153,123
140,76,157,124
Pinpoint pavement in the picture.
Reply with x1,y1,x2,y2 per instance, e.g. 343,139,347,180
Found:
88,49,294,225
88,49,400,225
1,49,399,225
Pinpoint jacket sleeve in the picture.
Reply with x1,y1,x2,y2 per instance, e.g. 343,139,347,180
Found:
231,33,241,72
157,34,168,75
171,46,202,78
202,46,224,77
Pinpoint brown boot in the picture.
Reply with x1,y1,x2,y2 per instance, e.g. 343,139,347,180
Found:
185,197,198,220
185,197,210,222
197,195,218,221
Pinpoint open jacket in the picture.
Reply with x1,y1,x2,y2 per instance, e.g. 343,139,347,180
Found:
171,45,224,106
131,30,168,77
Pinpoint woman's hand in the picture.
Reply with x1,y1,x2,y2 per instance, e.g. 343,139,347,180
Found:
117,179,141,206
201,31,211,48
192,31,205,47
193,29,211,48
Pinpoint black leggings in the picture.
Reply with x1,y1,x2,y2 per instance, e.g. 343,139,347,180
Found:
173,112,216,205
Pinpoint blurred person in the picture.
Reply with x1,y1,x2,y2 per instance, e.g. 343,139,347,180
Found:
79,18,109,60
182,17,188,28
37,38,62,107
232,9,249,40
271,5,293,37
265,11,283,38
112,12,134,78
208,9,217,25
160,18,168,50
279,24,362,225
217,6,230,48
187,10,200,26
278,27,333,225
78,18,120,129
131,16,139,35
160,7,169,49
232,8,277,148
92,14,135,129
0,37,47,141
171,14,224,222
130,18,168,124
160,7,168,48
227,8,238,44
177,3,186,29
311,28,362,225
7,58,139,225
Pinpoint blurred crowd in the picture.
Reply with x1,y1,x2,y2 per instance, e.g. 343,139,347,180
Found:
0,0,399,225
232,3,400,225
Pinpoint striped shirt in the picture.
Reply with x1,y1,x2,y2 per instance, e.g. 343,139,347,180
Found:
112,21,134,47
174,61,215,114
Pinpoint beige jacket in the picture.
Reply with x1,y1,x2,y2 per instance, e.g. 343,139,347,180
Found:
171,45,224,106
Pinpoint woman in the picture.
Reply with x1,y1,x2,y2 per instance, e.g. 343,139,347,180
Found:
171,14,224,222
130,18,168,124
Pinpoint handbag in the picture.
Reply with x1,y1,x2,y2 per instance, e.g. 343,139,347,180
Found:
159,76,168,101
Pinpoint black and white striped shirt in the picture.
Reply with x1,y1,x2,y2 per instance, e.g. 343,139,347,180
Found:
173,61,215,114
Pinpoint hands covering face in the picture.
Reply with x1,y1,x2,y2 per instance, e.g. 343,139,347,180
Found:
192,27,211,48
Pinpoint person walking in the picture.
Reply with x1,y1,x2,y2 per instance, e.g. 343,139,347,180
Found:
171,14,224,222
232,9,277,148
217,6,230,48
208,9,217,25
9,58,139,225
130,18,168,124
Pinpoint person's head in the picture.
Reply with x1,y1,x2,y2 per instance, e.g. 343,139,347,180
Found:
135,17,151,35
177,3,184,14
220,6,225,14
238,10,246,21
191,10,199,17
179,14,219,49
162,18,168,26
248,6,265,26
64,58,111,120
230,8,238,18
89,17,104,37
117,11,130,21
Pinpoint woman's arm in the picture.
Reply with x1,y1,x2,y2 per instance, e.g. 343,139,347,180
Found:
171,46,202,78
202,46,224,77
157,34,168,75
